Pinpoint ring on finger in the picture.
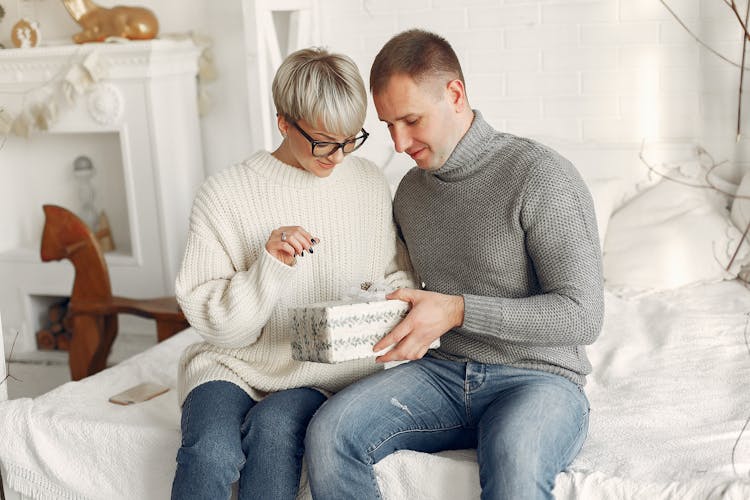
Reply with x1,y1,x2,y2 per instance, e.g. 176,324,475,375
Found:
281,231,287,242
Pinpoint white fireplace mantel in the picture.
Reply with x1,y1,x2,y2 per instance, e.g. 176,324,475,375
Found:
0,39,200,83
0,39,205,354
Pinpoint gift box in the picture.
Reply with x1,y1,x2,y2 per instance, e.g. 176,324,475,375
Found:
290,299,439,363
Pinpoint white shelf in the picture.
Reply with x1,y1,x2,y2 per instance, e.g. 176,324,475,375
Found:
0,131,131,257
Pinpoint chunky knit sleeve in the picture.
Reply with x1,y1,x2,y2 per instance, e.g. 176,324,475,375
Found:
175,176,295,349
353,157,416,291
384,236,416,290
459,155,604,347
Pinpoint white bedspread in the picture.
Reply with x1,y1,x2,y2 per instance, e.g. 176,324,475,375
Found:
2,280,750,499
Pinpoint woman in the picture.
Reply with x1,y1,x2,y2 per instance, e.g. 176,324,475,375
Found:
169,47,413,499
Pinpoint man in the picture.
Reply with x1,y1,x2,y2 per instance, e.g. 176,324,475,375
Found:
305,29,604,500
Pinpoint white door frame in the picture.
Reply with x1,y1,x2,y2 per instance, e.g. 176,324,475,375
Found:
242,0,320,152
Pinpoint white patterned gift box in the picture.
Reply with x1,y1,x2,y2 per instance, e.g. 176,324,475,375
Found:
290,299,439,363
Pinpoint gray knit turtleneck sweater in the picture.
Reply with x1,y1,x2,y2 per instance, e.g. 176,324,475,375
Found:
393,111,604,385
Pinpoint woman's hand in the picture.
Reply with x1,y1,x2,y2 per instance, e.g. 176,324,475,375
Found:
265,226,319,266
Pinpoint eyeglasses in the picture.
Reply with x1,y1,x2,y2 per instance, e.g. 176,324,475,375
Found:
292,122,369,158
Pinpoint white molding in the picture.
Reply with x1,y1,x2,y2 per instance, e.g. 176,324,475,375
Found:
243,0,319,151
118,124,144,267
0,40,200,84
86,83,124,125
0,313,7,402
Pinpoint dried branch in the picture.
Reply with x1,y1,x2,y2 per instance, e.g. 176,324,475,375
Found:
661,0,750,70
662,0,750,138
0,330,22,388
727,0,750,42
728,220,750,270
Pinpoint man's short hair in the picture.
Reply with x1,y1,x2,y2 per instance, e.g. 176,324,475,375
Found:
273,47,367,137
370,29,465,95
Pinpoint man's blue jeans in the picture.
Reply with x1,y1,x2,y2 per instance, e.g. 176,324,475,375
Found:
171,380,326,500
305,356,589,500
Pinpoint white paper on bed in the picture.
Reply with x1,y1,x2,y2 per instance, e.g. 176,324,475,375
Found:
2,281,750,499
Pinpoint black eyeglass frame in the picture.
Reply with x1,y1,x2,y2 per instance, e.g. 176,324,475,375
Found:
291,122,369,158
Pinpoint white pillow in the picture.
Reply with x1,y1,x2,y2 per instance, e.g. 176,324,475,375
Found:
731,172,750,231
603,177,748,294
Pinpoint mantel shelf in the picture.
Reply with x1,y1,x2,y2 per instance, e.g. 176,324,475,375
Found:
0,38,201,84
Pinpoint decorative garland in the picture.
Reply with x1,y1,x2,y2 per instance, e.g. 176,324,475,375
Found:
0,49,105,138
10,51,107,138
0,33,217,140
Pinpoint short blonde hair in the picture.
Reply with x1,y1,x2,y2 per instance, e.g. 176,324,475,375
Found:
272,48,367,137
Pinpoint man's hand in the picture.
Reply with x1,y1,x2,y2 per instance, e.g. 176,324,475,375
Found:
373,288,464,363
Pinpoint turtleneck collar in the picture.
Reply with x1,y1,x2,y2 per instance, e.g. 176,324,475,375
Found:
244,150,339,189
432,110,499,182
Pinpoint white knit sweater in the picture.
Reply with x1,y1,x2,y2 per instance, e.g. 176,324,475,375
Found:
175,151,413,404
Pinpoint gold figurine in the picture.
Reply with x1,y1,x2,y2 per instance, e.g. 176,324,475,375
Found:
62,0,159,44
11,19,42,48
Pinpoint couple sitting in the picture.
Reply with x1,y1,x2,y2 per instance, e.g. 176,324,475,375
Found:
171,28,604,500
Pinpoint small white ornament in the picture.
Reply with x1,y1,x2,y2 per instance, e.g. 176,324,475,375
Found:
82,52,107,81
73,156,99,230
11,111,32,138
87,83,124,125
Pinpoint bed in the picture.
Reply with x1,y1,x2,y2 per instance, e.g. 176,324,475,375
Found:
2,145,750,499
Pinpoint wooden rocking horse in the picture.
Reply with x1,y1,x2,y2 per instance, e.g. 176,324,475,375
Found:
40,204,189,381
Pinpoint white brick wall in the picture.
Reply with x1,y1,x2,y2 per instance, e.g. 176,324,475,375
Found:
622,0,699,22
14,0,744,182
317,0,750,183
541,2,618,24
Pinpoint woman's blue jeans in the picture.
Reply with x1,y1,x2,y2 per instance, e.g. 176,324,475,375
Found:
305,356,589,500
171,381,326,500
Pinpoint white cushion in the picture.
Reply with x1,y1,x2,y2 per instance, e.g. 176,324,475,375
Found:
603,177,748,294
731,172,750,232
0,313,6,402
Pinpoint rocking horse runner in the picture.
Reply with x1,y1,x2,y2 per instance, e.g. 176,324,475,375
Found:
40,204,188,380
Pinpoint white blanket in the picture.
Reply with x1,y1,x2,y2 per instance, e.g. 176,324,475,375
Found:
2,280,750,499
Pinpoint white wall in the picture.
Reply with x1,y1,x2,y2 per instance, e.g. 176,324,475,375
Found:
697,0,750,178
316,0,707,183
1,0,746,179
